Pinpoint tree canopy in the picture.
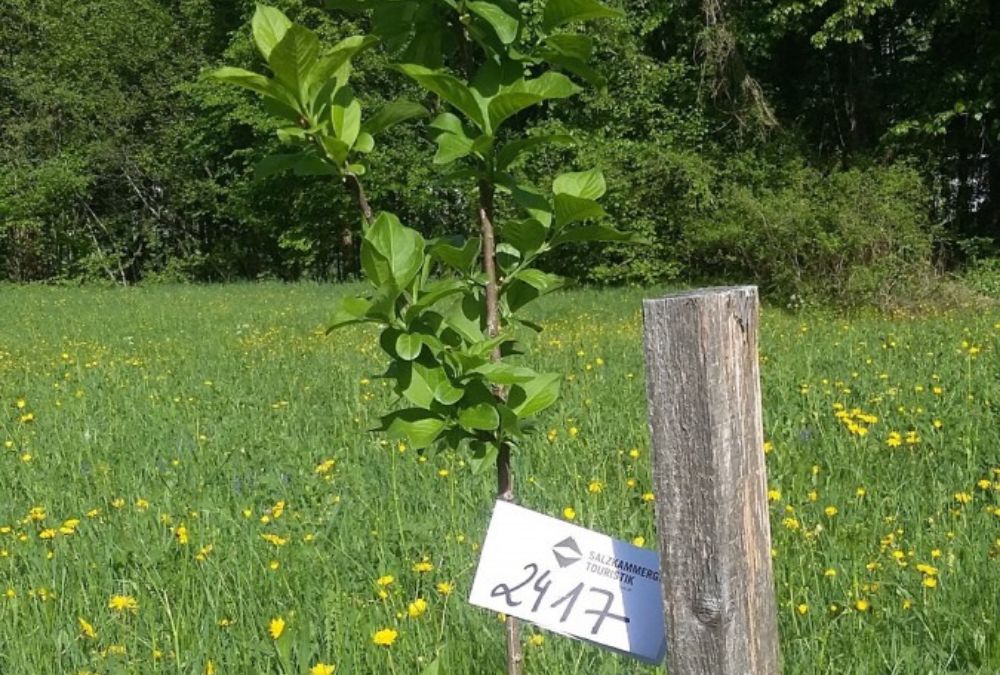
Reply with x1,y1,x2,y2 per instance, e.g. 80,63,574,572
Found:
1,0,997,303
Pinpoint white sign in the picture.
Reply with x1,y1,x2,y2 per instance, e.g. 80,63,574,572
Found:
469,501,666,664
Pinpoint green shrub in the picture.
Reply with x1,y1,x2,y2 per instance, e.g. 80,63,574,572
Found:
963,258,1000,299
681,160,937,306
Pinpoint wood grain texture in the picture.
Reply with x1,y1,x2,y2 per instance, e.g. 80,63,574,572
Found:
642,286,780,674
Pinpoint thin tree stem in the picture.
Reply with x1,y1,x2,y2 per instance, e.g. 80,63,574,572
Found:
345,171,374,225
479,177,523,675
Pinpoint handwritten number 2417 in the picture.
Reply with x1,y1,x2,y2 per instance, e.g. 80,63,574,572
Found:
490,563,630,635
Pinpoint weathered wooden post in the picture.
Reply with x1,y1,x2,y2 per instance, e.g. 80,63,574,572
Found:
642,286,779,674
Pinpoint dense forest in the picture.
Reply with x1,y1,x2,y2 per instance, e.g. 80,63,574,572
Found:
2,0,998,304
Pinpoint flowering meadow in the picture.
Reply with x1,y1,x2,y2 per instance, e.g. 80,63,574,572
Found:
1,284,998,674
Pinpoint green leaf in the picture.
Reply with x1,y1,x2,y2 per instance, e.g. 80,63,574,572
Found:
504,271,562,313
512,268,563,292
322,136,351,164
354,132,375,153
395,64,486,129
459,402,500,431
467,2,520,44
408,279,467,315
362,100,429,135
361,212,425,289
470,363,539,385
553,194,606,225
496,135,575,170
379,409,446,450
503,218,547,255
435,132,476,164
508,373,562,417
332,87,362,148
551,224,639,245
429,237,481,273
254,153,303,179
543,33,594,60
252,5,293,60
542,0,623,32
327,295,374,331
487,72,581,131
497,176,553,227
468,442,499,475
553,168,606,199
433,380,465,405
311,35,379,91
444,293,484,344
269,24,320,105
390,359,446,408
211,67,283,100
395,333,425,360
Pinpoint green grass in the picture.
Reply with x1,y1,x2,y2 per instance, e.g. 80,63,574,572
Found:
0,284,998,674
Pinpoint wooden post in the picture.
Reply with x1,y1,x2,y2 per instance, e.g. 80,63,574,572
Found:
642,286,779,674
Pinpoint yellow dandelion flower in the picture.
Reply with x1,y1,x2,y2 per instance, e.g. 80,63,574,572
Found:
632,536,645,547
376,575,394,587
435,581,454,596
407,598,428,619
78,617,97,639
372,628,398,647
824,506,838,517
562,506,576,521
108,594,138,613
796,604,808,615
528,634,545,647
412,560,433,573
854,599,870,612
268,616,285,640
310,663,336,675
261,533,288,547
922,577,937,588
587,480,603,494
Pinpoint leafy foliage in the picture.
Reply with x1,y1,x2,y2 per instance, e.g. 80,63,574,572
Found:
213,2,634,463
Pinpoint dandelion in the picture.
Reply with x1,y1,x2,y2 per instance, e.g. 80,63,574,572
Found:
261,533,288,547
587,480,603,494
175,525,190,545
108,594,139,614
78,617,97,639
632,536,645,547
528,634,545,647
886,432,902,448
954,492,973,505
268,616,285,639
767,488,781,503
922,577,938,588
377,575,394,587
407,598,427,618
796,604,809,615
854,599,870,612
823,568,837,578
314,459,336,475
412,559,433,573
372,628,398,647
435,581,454,596
562,506,576,521
310,664,336,675
628,448,640,459
641,492,655,503
824,506,838,517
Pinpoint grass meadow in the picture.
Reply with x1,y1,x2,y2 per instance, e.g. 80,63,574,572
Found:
1,284,999,674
